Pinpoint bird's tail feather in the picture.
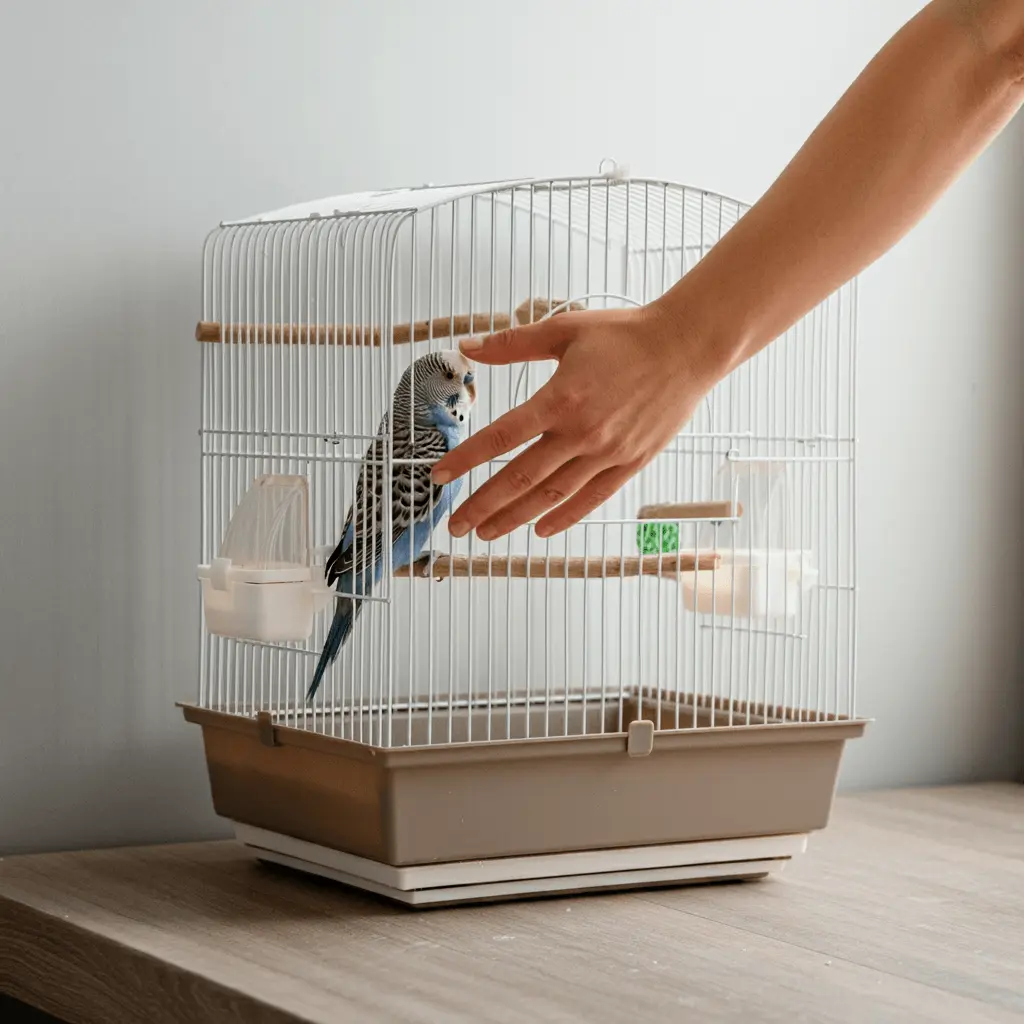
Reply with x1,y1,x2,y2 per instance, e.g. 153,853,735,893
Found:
307,575,365,700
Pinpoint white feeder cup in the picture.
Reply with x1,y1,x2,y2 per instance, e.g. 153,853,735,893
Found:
198,474,331,643
681,459,817,623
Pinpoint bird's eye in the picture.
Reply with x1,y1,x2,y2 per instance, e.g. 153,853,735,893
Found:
446,371,454,380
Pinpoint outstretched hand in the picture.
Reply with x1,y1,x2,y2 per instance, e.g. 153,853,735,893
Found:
431,301,722,541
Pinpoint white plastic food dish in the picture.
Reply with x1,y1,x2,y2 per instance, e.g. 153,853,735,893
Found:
198,559,328,642
681,548,817,621
198,474,330,642
678,458,818,622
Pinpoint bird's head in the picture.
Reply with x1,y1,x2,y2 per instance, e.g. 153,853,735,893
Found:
406,349,477,434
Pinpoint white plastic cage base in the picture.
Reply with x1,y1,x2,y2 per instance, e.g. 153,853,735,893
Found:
233,823,809,908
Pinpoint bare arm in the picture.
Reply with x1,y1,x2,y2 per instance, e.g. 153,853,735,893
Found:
669,0,1024,382
434,0,1024,541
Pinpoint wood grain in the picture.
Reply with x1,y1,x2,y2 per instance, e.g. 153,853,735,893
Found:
0,992,66,1023
196,297,583,346
0,898,298,1023
395,552,721,580
0,784,1021,1024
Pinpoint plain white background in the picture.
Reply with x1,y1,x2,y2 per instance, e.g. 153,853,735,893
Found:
1,0,1021,855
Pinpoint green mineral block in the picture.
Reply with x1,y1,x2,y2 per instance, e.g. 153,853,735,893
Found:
637,522,680,554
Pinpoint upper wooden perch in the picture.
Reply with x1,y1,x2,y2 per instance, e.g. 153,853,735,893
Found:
637,501,742,521
395,552,720,581
195,297,582,346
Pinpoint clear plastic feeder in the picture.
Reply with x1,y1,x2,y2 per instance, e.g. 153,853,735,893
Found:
681,459,816,622
198,474,330,642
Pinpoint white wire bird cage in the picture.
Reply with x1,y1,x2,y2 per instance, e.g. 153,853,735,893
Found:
182,164,866,906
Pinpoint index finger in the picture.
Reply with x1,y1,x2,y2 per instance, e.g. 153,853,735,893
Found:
432,392,552,485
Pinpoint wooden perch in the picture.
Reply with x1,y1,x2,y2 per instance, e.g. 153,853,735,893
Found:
395,552,721,581
195,297,582,346
637,501,742,521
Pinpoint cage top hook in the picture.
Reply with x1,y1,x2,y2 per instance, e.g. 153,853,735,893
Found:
598,158,629,180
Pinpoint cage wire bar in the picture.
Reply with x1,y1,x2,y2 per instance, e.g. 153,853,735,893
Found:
197,173,857,750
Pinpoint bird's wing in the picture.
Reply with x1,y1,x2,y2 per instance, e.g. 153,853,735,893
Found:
403,429,451,523
325,432,390,586
326,415,455,586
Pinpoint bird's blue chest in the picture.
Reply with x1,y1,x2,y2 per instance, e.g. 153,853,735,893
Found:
431,423,463,506
425,422,463,512
425,413,462,454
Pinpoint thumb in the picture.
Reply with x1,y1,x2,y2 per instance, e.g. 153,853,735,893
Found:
460,315,574,366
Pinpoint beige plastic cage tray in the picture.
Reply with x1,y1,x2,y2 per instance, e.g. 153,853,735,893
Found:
181,692,865,907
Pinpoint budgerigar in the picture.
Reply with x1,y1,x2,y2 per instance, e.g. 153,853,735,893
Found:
307,349,477,699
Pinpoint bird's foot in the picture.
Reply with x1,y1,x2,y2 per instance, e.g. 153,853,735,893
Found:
421,549,450,580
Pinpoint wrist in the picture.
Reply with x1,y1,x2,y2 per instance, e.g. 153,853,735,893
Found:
645,278,752,391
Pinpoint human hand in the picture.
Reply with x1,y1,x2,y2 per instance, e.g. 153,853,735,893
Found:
431,300,723,540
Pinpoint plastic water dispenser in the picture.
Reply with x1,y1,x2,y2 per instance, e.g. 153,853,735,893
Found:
198,474,330,643
682,458,817,622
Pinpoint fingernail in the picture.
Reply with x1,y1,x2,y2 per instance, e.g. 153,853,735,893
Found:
449,520,468,538
535,524,552,539
477,526,495,541
460,336,483,353
432,470,451,485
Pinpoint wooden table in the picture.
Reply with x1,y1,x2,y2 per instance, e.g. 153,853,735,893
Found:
1,784,1021,1023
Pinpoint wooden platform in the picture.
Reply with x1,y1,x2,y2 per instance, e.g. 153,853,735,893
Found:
0,784,1021,1023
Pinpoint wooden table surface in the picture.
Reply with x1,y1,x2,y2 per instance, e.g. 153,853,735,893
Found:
0,783,1021,1024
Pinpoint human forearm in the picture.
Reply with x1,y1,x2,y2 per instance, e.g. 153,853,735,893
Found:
660,0,1024,381
433,1,1024,541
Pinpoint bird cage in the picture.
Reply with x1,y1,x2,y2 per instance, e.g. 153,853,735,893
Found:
181,164,866,906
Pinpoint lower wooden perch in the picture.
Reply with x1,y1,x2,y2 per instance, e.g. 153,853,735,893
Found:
195,297,582,346
396,552,721,581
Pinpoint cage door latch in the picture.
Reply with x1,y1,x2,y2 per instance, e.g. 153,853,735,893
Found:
627,719,655,757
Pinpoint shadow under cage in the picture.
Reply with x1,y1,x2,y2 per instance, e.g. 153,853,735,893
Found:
182,166,867,906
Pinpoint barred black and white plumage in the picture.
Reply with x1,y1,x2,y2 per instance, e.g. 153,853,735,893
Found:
309,349,477,699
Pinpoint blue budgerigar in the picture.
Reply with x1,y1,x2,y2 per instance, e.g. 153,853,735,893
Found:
307,349,478,699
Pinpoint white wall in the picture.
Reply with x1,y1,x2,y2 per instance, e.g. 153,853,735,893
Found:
1,0,1020,854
